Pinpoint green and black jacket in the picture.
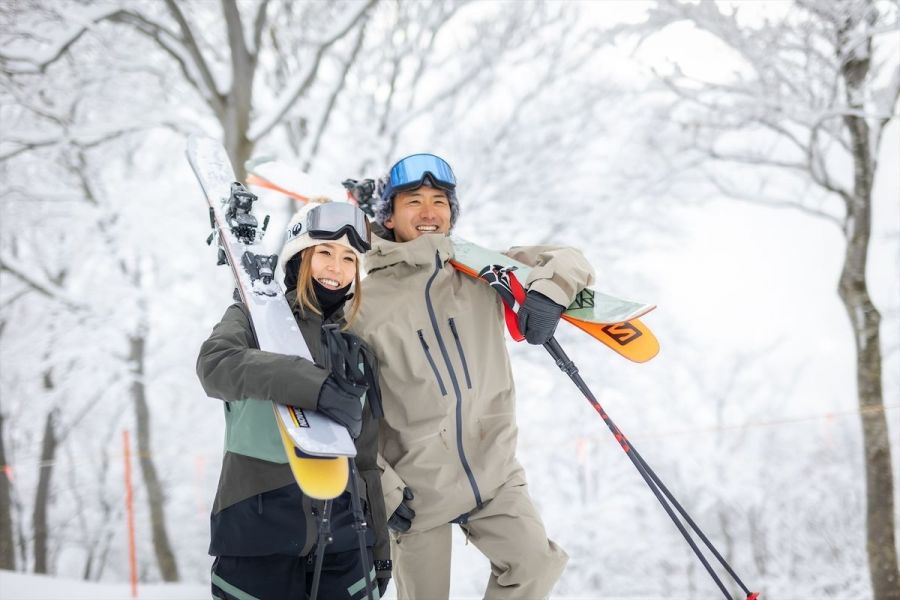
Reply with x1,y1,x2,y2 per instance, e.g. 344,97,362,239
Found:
196,300,389,576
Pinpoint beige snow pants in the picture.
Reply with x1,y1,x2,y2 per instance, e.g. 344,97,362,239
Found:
391,478,568,600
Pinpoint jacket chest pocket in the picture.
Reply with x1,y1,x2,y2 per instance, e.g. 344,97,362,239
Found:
417,329,448,396
447,317,472,390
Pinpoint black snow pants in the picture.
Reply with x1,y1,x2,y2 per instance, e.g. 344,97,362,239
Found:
211,548,378,600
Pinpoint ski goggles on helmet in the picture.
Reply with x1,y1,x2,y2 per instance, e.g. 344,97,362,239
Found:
295,202,371,253
382,153,457,201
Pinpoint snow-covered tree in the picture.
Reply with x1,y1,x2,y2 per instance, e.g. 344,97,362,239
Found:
631,1,900,597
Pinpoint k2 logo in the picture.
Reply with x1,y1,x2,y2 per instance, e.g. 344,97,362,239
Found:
601,322,642,345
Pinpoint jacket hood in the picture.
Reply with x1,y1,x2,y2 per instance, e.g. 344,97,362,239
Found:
366,233,454,271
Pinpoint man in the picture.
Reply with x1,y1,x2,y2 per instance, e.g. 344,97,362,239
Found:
352,153,594,599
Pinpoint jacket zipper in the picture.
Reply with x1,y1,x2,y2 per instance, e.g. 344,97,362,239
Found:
417,330,448,396
448,318,472,390
425,252,483,509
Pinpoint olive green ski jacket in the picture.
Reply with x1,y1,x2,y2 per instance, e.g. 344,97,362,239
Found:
351,234,594,532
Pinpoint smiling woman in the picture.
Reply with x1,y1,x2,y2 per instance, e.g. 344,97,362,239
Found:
196,197,393,599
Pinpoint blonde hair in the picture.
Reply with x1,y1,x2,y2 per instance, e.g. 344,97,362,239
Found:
293,197,362,327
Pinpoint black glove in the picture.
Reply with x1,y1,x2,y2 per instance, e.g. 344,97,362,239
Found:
316,375,366,438
387,487,415,533
517,290,565,345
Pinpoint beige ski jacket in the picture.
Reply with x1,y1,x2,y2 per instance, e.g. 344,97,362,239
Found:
351,234,594,532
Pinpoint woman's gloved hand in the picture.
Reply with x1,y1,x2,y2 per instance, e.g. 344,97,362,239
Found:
316,375,366,438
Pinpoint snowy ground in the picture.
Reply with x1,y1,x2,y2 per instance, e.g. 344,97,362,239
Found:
0,570,207,600
0,568,654,600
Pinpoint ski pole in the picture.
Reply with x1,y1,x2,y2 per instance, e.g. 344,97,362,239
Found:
309,499,332,600
348,459,376,600
320,324,378,600
544,337,759,600
475,264,757,599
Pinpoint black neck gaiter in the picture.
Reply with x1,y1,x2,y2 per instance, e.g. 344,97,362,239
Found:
312,279,351,320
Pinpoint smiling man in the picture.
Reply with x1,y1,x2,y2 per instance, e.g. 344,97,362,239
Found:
352,153,595,600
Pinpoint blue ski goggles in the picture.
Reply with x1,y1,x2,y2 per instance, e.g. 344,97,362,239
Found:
382,153,457,201
304,202,371,253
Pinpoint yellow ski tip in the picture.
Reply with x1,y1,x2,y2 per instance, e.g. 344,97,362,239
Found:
290,454,349,500
276,415,349,499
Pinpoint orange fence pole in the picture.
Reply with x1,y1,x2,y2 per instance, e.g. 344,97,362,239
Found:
123,430,138,599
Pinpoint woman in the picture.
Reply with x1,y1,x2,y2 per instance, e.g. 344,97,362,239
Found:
196,199,390,600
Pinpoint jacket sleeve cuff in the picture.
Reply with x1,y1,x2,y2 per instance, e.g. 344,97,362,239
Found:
375,559,392,577
284,360,330,410
525,276,572,308
506,246,595,307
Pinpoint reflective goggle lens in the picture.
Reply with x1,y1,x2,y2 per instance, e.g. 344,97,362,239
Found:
388,154,456,193
305,203,371,253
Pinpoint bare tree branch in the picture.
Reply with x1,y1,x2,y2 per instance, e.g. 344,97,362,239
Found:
0,256,86,312
0,126,146,163
162,0,225,116
105,9,206,103
221,0,253,84
303,21,368,171
0,6,125,74
704,168,844,229
248,0,377,142
251,0,271,57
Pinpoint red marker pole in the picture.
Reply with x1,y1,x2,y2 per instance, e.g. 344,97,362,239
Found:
123,430,138,599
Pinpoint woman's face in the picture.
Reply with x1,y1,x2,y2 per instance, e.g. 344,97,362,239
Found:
308,242,357,289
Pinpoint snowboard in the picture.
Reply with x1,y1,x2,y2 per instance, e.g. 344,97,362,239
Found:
186,136,353,500
245,157,660,362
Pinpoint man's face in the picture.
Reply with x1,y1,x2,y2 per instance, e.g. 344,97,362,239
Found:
385,184,452,242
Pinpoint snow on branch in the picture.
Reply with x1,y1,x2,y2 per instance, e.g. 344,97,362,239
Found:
304,22,368,171
0,6,126,74
251,0,272,56
161,0,226,113
0,124,155,163
0,255,87,312
704,169,844,229
874,65,900,120
248,0,376,142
